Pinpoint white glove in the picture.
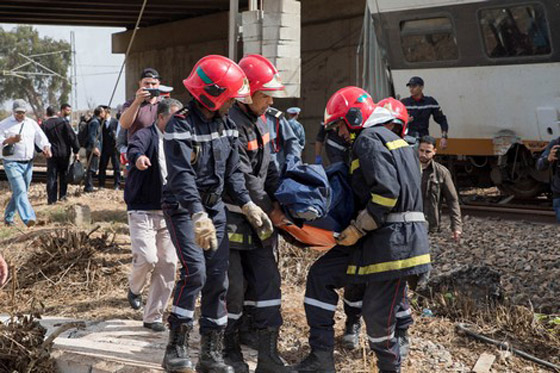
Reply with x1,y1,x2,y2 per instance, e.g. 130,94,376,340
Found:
242,202,274,240
192,212,218,251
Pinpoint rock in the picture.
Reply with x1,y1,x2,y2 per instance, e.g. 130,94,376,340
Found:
66,204,91,226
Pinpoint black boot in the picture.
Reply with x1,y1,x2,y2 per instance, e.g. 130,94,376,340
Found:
223,330,249,373
238,312,258,349
341,320,360,350
196,330,234,373
162,324,194,373
294,349,335,373
396,328,410,362
255,327,293,373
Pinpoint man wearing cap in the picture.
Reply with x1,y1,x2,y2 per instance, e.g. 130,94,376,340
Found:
120,68,162,138
401,76,449,149
286,107,305,150
0,99,52,227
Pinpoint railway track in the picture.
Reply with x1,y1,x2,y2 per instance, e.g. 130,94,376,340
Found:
458,202,557,224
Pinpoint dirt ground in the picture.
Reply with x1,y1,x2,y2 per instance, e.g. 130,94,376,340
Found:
0,183,558,372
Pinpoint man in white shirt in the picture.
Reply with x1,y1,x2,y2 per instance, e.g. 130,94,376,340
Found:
0,99,51,227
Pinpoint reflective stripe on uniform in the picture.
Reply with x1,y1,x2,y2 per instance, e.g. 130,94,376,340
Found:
371,193,398,207
164,129,238,142
252,299,282,308
368,331,395,344
385,139,409,151
244,300,256,306
247,132,271,151
396,308,412,318
326,138,347,151
228,312,243,320
350,159,360,174
404,105,440,110
203,315,228,326
228,233,244,243
347,254,431,275
171,305,194,318
304,297,337,312
343,298,363,309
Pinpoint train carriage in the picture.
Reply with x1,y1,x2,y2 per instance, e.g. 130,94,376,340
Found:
368,0,560,197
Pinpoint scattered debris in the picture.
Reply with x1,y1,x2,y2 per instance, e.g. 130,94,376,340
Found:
472,353,496,373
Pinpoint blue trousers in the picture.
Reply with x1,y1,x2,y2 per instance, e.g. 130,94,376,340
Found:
163,202,229,335
553,198,560,223
4,160,35,225
304,245,412,372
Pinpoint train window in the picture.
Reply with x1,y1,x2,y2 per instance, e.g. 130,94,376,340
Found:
399,17,459,63
479,4,551,58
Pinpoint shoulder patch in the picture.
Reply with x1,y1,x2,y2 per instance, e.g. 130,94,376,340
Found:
266,107,283,118
174,107,190,119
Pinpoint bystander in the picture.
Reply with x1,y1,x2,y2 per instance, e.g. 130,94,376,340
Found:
536,137,560,222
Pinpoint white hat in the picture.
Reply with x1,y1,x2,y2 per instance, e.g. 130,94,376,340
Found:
363,107,395,128
286,107,301,114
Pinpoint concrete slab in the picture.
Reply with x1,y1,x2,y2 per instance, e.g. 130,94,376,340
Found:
13,317,258,373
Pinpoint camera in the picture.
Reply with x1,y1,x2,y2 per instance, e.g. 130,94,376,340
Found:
144,88,160,98
555,147,560,160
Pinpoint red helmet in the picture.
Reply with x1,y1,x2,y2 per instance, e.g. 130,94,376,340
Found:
238,54,285,98
377,97,409,137
183,55,251,111
323,86,376,131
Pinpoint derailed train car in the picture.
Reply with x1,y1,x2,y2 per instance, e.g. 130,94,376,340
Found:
368,0,560,197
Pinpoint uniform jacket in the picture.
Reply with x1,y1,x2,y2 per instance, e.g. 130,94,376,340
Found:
101,116,119,153
162,100,251,216
225,103,281,249
125,124,164,211
536,137,560,198
265,107,303,171
401,95,448,137
42,117,80,158
316,126,350,164
348,125,431,282
422,160,462,233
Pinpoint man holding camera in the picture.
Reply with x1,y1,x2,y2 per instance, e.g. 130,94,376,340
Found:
120,68,162,138
537,138,560,222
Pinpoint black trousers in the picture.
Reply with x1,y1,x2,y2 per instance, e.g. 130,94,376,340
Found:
98,148,121,188
84,150,99,192
226,242,283,332
163,202,229,334
304,245,412,372
46,156,70,204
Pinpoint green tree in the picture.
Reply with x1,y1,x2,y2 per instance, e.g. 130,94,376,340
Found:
0,25,71,120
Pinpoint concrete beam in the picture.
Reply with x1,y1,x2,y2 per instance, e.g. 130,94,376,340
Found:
112,11,229,54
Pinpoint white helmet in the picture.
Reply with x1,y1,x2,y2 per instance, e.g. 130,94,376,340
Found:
363,106,395,129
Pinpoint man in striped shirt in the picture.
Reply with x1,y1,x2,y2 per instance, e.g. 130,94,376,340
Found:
400,76,449,149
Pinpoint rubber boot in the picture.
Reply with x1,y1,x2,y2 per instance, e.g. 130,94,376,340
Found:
396,328,410,362
294,348,335,373
162,324,195,373
196,330,234,373
223,330,249,373
255,327,293,373
341,320,360,350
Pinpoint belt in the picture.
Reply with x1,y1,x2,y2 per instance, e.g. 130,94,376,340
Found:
200,191,221,207
8,160,31,164
225,203,243,214
386,211,425,223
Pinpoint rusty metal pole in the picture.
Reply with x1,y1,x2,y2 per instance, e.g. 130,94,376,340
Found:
228,0,239,60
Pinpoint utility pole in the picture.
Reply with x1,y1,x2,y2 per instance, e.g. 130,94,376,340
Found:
70,31,78,115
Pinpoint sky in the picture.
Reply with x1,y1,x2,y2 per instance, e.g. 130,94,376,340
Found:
1,23,126,111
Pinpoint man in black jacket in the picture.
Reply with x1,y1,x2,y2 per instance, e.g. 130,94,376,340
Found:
124,98,182,332
84,106,104,193
98,106,121,189
536,137,560,222
43,105,80,204
222,54,291,373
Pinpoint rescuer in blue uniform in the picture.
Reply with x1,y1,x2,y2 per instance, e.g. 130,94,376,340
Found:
400,76,449,148
295,87,431,373
223,54,292,373
161,55,273,373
